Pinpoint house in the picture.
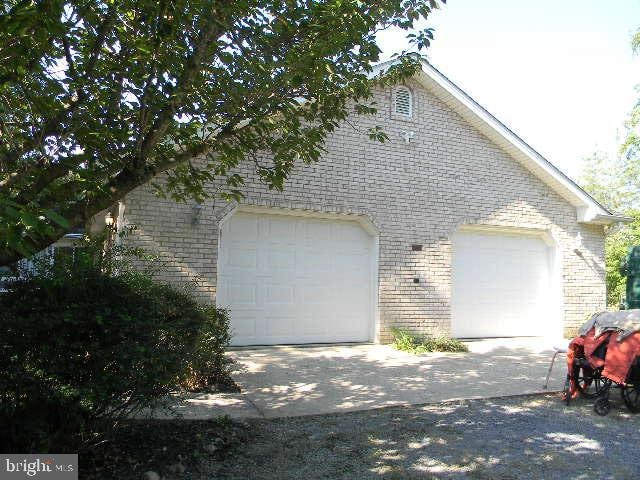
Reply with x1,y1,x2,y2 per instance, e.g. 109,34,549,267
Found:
119,60,625,346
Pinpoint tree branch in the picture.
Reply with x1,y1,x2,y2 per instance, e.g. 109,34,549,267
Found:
62,37,77,80
0,3,117,174
84,3,118,79
136,4,228,166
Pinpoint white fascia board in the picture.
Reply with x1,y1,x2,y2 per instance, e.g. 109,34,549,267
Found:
406,60,618,225
582,212,633,225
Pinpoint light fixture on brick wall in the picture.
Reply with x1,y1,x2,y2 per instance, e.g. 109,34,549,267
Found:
402,130,415,144
574,232,583,256
191,203,203,225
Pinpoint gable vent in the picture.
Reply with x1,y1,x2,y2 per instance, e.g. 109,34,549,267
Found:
394,87,412,117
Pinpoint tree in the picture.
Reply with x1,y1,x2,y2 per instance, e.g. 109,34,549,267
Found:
618,27,640,203
603,210,640,307
579,27,640,307
580,150,640,308
580,151,640,306
632,27,640,55
579,151,635,214
0,0,445,266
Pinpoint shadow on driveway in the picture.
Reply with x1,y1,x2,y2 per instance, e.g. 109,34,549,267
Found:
210,394,640,480
172,338,569,419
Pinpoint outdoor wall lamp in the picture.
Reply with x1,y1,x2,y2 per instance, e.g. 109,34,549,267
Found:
104,212,115,227
192,203,203,225
402,130,415,144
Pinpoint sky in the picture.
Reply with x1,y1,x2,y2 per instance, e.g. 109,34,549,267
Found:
376,0,640,181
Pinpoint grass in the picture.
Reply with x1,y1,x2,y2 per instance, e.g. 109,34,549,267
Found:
390,327,468,354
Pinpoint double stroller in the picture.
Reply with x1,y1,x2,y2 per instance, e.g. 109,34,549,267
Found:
564,310,640,416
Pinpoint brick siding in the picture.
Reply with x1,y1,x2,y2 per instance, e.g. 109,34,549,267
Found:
122,79,606,341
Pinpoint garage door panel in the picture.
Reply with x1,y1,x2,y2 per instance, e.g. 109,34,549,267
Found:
266,248,296,270
301,285,332,303
335,253,370,275
224,283,258,305
229,313,259,338
452,230,557,338
219,212,374,345
263,284,295,304
299,251,331,273
264,315,296,337
229,215,259,239
339,223,371,243
305,220,331,242
226,247,257,268
266,216,297,240
296,316,326,336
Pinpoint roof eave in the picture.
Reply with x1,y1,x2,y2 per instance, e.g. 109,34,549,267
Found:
579,213,634,225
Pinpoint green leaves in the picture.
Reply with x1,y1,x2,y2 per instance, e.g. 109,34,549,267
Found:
42,208,71,228
632,27,640,55
0,237,234,450
367,125,389,142
604,211,640,307
1,0,445,266
579,27,640,306
579,152,638,214
390,327,468,354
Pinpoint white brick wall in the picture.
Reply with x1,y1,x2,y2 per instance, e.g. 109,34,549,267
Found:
122,79,606,341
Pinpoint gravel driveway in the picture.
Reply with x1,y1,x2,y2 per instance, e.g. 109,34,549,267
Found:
206,393,640,480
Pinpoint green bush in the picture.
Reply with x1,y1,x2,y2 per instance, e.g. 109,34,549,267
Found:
182,303,236,392
390,327,468,354
604,210,640,308
0,234,234,453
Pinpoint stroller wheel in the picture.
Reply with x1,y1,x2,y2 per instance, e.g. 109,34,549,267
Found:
573,365,605,399
621,383,640,413
594,397,611,416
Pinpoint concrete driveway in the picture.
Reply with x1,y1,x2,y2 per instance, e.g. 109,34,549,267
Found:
169,337,568,419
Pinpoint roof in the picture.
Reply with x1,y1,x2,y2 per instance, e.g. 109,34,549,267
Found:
371,58,629,226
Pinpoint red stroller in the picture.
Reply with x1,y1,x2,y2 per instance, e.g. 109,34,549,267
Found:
564,310,640,416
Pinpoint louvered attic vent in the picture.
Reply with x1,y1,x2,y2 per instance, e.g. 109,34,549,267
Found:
395,87,412,117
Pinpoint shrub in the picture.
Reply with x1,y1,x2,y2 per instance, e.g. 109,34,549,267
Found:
182,304,237,392
0,234,234,453
390,327,468,354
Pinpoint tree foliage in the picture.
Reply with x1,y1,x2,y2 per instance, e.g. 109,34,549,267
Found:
603,211,640,307
580,151,637,214
0,0,445,266
581,153,640,307
632,27,640,55
617,26,640,202
579,26,640,307
580,151,640,308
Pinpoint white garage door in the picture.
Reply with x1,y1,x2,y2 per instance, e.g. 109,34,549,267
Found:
217,211,375,345
451,230,557,338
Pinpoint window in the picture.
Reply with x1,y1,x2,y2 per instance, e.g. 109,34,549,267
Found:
0,234,84,293
0,264,18,292
394,86,412,117
54,246,79,266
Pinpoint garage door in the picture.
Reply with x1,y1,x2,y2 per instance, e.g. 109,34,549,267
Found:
451,230,557,338
217,211,375,345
